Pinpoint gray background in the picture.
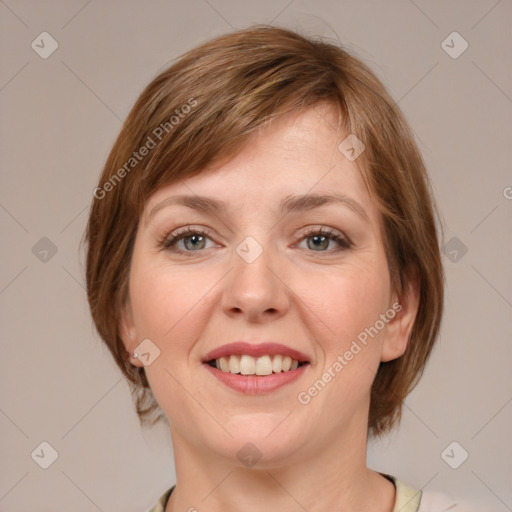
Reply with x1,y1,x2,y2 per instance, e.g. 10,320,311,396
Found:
1,1,511,511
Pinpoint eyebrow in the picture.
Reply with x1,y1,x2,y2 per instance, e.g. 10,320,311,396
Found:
147,192,369,223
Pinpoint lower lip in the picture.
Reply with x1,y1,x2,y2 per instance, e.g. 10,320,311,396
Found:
203,363,309,394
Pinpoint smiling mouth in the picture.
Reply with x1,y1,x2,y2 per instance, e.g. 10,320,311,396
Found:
206,354,309,376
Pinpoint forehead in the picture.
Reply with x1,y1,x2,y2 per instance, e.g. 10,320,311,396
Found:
144,103,376,223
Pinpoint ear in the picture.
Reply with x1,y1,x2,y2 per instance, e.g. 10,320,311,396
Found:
380,277,420,362
119,298,143,368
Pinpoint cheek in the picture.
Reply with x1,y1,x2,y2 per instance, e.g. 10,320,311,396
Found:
306,261,390,344
297,269,390,419
129,260,216,352
128,262,219,431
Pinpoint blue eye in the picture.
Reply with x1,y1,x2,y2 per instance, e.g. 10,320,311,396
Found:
161,228,215,256
159,226,351,257
297,227,351,252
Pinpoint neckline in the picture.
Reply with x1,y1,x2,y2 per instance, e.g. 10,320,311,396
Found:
158,474,421,512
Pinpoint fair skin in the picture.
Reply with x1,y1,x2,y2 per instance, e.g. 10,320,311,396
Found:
121,103,419,512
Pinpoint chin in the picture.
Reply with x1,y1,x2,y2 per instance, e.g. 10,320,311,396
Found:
202,417,311,469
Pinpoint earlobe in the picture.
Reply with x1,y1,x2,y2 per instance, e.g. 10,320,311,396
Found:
380,279,420,362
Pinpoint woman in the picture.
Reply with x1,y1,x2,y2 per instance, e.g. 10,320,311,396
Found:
84,25,461,512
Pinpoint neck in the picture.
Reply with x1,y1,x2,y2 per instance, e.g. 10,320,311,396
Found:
165,422,395,512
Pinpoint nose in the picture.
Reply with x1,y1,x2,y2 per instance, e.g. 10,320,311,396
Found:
221,240,290,323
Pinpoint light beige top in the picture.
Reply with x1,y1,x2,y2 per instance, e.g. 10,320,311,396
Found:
146,473,424,512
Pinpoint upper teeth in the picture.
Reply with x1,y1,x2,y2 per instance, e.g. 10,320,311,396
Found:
214,354,300,375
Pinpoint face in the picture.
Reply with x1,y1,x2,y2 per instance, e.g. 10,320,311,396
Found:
121,103,417,467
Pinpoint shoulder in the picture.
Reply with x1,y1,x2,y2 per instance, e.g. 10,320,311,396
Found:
145,485,175,512
417,489,458,511
418,490,497,512
382,474,422,512
383,474,493,512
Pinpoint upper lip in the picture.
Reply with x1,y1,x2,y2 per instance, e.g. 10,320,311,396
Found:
202,342,310,363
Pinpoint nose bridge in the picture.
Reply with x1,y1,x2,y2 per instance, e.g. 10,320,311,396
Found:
222,234,288,320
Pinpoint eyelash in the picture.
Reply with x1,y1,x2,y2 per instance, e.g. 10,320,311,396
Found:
157,226,352,257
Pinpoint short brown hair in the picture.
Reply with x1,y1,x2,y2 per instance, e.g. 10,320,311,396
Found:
83,25,444,438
